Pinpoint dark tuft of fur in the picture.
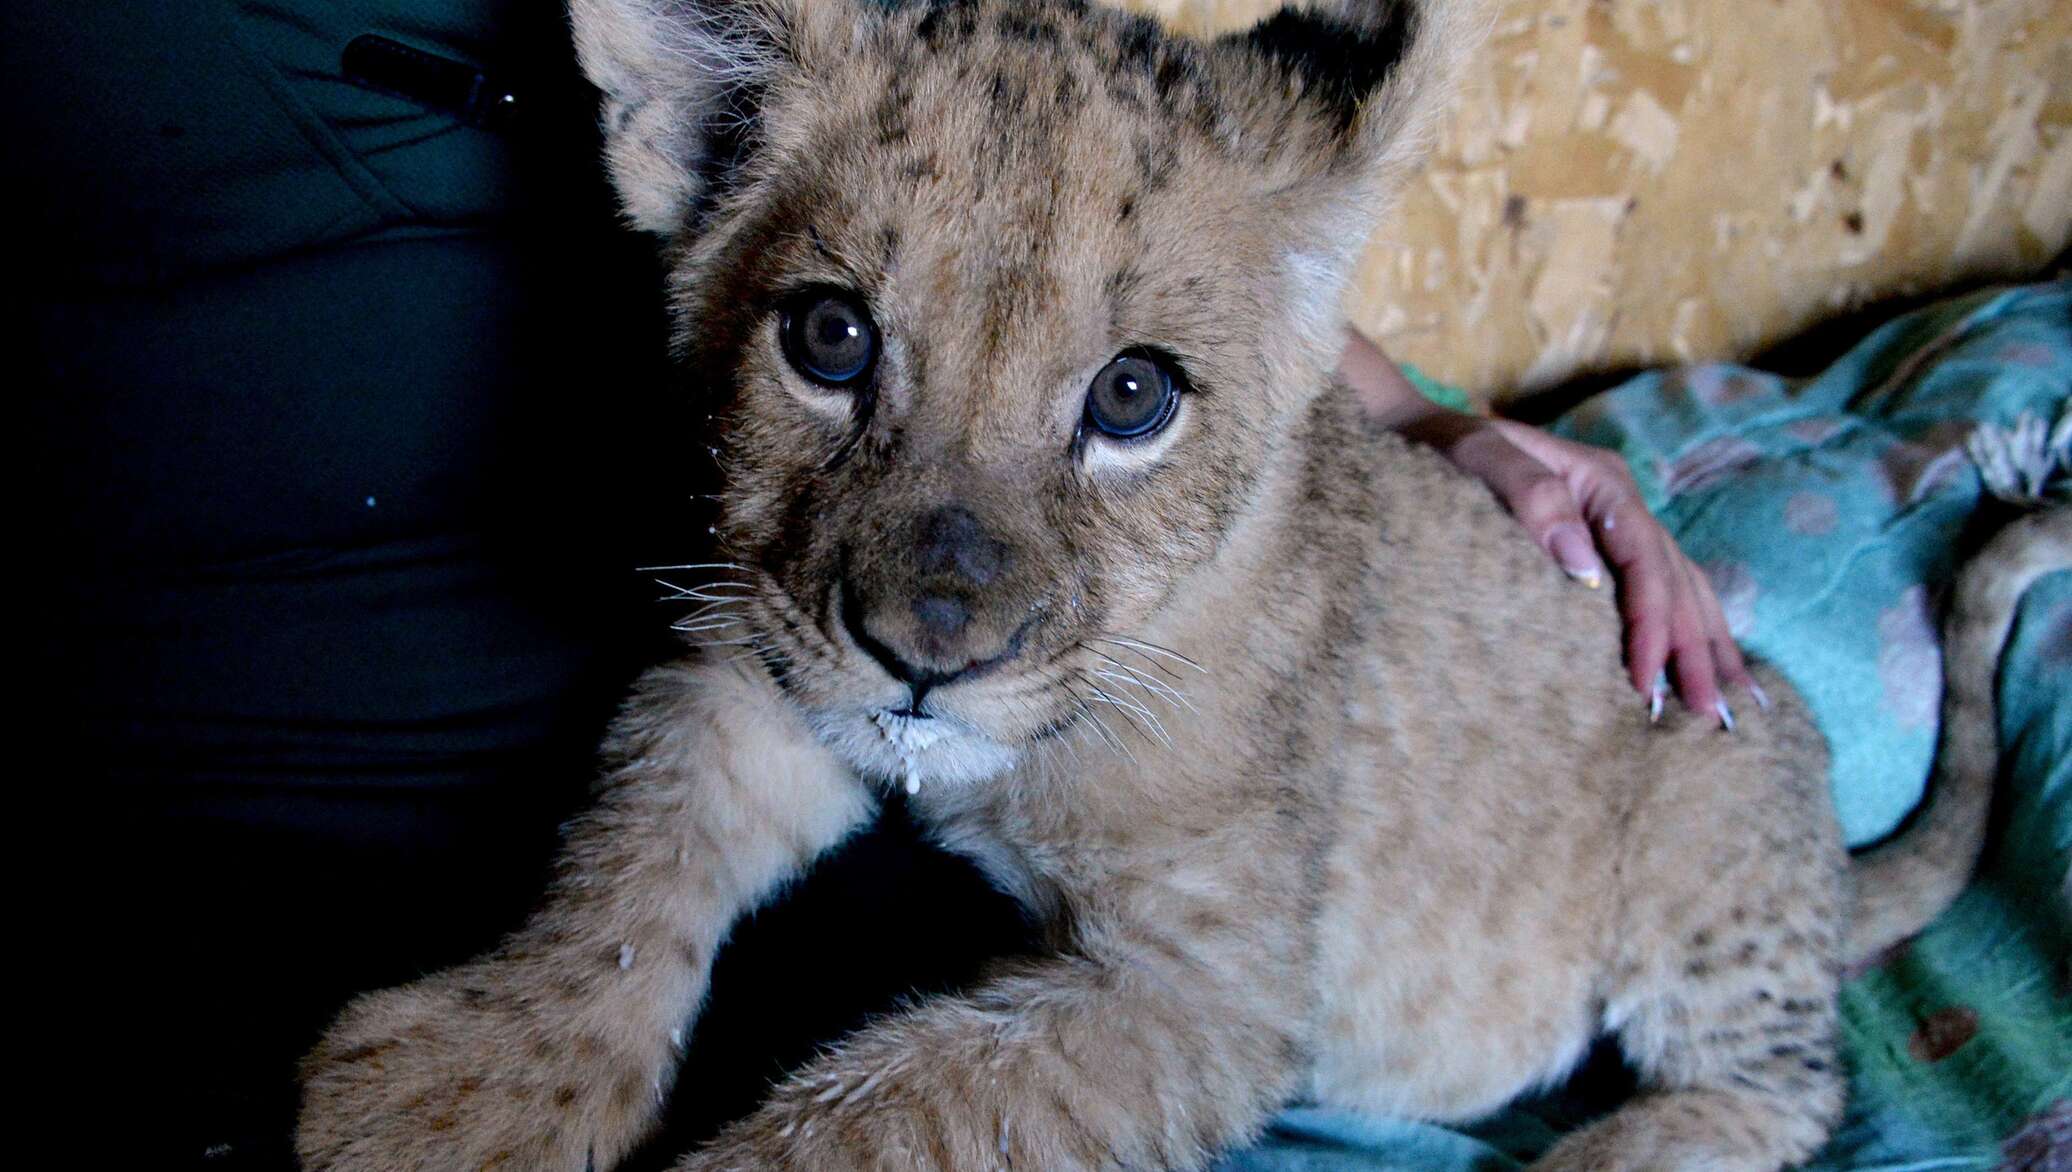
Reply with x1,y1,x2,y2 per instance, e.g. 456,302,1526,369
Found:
1229,1,1418,133
689,76,770,227
915,0,981,47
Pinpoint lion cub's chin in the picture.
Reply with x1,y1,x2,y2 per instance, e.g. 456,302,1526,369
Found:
808,706,1023,793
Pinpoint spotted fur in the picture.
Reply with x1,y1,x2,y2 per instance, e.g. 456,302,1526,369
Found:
296,1,2053,1168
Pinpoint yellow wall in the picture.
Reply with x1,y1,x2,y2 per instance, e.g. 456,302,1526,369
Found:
1142,0,2072,402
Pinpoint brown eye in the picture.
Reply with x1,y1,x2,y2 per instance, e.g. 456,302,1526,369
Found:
780,288,878,387
1085,350,1181,439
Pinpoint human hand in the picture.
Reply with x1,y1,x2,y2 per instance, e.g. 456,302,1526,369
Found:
1452,418,1759,726
1339,330,1758,726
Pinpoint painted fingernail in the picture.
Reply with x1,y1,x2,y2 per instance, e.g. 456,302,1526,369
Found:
1749,682,1771,711
1647,683,1665,723
1550,524,1603,589
1716,699,1737,731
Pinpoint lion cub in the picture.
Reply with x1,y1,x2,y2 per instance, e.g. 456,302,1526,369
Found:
297,0,2063,1168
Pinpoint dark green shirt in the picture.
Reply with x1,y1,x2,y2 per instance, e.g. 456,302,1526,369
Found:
18,6,1022,1166
19,2,684,1160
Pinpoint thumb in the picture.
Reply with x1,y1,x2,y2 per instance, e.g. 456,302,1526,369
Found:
1544,519,1604,589
1500,461,1607,592
1456,431,1606,589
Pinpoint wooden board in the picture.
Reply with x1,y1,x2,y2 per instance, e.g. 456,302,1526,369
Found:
1137,0,2072,403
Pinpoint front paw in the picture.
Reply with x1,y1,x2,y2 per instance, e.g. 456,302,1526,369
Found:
297,970,649,1172
675,1101,876,1172
676,1078,984,1172
675,1124,821,1172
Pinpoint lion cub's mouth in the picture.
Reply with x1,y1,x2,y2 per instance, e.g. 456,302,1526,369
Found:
871,709,954,794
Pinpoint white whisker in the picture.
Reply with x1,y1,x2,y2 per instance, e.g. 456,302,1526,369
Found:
652,579,758,603
1086,685,1173,749
675,601,749,623
1097,636,1207,674
1091,681,1180,747
1065,686,1135,764
672,618,745,634
637,562,754,573
1083,679,1157,724
1088,661,1196,715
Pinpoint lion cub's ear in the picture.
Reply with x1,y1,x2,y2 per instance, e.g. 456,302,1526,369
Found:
570,0,860,235
1214,0,1484,348
1226,0,1483,195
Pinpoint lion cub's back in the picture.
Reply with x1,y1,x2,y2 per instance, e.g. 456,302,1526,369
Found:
1302,426,1835,1121
1305,429,1646,1118
1341,427,1638,782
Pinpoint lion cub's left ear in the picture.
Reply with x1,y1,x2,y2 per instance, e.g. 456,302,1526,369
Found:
1212,0,1486,351
571,0,858,235
1224,0,1485,199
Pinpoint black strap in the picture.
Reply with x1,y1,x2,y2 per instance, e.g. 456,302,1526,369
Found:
341,33,518,131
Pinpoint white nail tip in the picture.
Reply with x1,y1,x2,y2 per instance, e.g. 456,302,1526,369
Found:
1750,683,1772,711
1716,699,1736,732
1566,566,1604,589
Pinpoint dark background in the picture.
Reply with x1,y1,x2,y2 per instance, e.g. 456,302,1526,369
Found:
15,3,1026,1166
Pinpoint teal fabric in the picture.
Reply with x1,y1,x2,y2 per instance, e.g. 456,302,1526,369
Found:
1222,283,2072,1170
1405,364,1476,414
1554,282,2069,847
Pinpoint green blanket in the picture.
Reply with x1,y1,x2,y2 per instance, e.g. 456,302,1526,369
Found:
1224,282,2072,1170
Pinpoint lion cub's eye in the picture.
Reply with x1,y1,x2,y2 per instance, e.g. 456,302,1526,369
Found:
1085,350,1183,440
779,288,878,388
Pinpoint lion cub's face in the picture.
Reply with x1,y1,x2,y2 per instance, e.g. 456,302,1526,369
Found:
576,0,1454,785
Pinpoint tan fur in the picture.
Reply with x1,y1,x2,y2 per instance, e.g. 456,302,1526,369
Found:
297,1,2055,1168
1847,505,2071,959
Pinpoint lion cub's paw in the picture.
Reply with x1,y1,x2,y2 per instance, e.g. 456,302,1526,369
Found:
1523,1085,1833,1172
297,972,629,1172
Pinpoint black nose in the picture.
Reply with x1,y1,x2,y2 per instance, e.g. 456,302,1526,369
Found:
841,581,933,688
843,596,975,684
916,506,1011,587
911,593,972,642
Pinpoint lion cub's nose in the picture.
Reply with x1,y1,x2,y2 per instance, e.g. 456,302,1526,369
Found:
917,505,1012,587
911,593,973,641
840,503,1032,691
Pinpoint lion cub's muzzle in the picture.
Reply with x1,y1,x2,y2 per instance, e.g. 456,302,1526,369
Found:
837,503,1048,706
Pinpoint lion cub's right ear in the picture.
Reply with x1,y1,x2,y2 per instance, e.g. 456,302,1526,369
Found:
570,0,851,235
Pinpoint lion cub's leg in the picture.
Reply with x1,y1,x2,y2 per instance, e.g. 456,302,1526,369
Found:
297,657,872,1172
674,855,1314,1171
1535,671,1847,1172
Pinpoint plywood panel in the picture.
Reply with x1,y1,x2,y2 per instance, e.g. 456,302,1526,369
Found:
1135,0,2072,403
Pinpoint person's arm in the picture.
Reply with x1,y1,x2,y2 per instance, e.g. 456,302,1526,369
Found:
1340,329,1758,726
